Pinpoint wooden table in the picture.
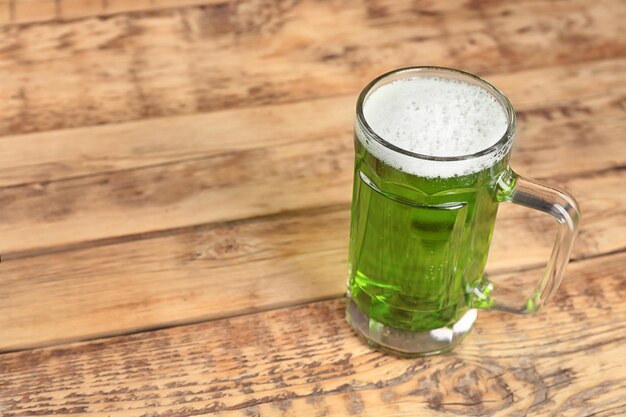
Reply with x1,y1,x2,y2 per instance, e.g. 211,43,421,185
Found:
1,0,625,415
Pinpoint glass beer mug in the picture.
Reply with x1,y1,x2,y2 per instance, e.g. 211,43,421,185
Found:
346,67,581,356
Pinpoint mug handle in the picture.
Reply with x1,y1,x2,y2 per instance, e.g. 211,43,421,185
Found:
473,170,581,314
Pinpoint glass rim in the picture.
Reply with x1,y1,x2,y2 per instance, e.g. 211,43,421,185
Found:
355,66,516,162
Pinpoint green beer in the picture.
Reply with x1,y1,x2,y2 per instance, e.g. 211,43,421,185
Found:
346,67,580,356
346,68,514,355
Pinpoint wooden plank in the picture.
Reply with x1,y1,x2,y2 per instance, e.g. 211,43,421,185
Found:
1,251,624,416
55,0,102,20
11,0,57,23
0,166,623,351
0,81,624,257
0,95,354,187
0,2,10,23
0,0,615,25
0,0,226,24
0,57,623,188
0,0,624,135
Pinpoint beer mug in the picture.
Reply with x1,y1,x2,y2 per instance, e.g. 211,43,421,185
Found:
346,67,580,356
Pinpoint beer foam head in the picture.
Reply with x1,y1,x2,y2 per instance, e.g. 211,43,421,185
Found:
358,76,511,178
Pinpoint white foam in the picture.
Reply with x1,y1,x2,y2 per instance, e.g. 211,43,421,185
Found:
358,76,511,178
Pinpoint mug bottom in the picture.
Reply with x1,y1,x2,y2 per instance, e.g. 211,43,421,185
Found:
345,298,477,357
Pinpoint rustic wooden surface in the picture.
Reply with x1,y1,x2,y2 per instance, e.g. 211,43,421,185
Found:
2,254,626,416
1,0,625,415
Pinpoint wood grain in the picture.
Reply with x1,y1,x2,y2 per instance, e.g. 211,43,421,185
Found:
1,251,625,416
0,0,624,136
1,165,624,351
0,0,624,414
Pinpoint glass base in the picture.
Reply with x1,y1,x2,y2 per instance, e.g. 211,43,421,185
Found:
345,298,477,357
